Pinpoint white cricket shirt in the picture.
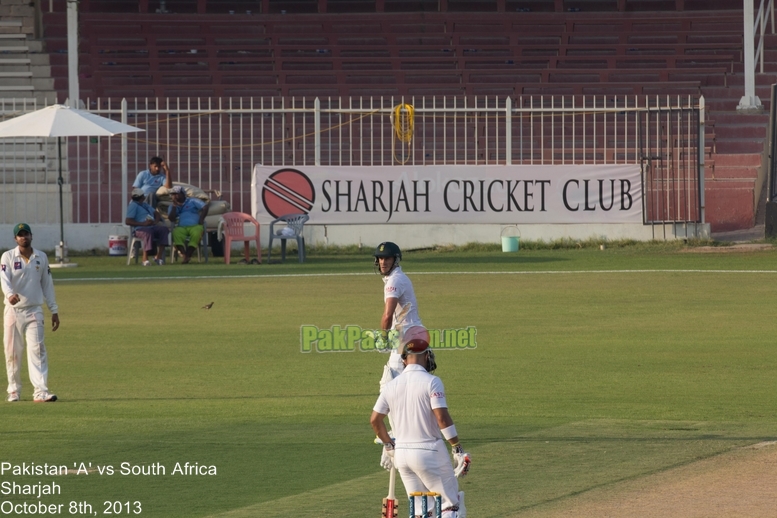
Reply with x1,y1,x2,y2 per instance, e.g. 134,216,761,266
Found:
383,266,422,366
373,364,448,445
0,247,58,313
383,266,422,332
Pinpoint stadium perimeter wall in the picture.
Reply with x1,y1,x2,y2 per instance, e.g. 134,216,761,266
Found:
0,222,711,253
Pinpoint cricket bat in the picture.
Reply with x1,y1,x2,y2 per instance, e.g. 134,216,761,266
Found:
381,466,398,518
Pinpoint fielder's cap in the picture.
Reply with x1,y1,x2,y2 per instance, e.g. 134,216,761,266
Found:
13,223,31,236
401,326,430,356
169,186,185,194
131,188,145,198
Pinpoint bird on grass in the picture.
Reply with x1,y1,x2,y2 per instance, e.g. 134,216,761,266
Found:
202,302,214,310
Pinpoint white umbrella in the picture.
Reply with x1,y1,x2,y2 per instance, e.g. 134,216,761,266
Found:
0,104,144,262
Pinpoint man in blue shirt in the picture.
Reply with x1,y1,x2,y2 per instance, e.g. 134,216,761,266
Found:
168,186,209,264
132,157,173,207
125,188,170,266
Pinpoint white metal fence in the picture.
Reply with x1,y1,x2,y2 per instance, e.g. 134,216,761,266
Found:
0,94,702,226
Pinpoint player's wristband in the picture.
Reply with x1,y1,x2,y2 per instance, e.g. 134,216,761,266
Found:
452,444,464,454
441,424,457,440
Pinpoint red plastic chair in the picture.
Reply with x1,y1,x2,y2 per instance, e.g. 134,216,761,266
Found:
218,212,261,264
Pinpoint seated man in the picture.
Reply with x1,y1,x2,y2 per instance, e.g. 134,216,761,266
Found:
125,188,169,266
133,157,173,207
168,186,209,264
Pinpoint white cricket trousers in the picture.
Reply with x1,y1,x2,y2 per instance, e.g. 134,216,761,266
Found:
396,439,459,515
4,305,49,397
380,353,405,431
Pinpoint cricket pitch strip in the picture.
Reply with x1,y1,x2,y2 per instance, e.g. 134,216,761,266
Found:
517,441,777,518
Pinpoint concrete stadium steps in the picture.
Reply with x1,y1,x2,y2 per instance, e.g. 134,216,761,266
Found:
0,15,58,103
37,5,766,231
0,145,57,184
40,9,746,99
62,63,724,98
79,80,705,99
707,153,762,179
704,180,759,230
706,152,762,174
701,80,775,112
0,32,37,96
695,51,775,231
0,98,65,187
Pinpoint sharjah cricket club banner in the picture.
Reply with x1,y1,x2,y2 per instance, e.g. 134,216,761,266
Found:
251,165,642,224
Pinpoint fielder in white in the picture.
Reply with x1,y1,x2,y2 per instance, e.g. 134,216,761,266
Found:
1,223,59,402
371,326,471,518
374,242,422,387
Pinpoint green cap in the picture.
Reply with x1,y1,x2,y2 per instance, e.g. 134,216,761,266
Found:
13,223,31,236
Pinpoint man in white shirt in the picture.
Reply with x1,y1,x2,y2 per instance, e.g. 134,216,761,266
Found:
374,242,423,387
370,327,470,518
1,224,60,402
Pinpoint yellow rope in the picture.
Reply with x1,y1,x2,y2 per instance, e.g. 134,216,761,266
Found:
391,103,414,164
392,103,414,144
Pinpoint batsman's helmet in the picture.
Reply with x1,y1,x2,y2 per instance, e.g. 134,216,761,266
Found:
400,326,430,356
400,326,436,373
374,241,402,260
374,242,402,275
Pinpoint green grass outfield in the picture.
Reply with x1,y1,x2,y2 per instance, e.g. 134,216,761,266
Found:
1,245,776,517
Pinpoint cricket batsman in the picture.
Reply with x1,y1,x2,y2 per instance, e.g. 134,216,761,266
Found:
371,326,470,518
373,241,423,387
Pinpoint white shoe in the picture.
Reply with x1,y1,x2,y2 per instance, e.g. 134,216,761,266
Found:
33,392,57,402
142,260,151,266
154,258,164,265
6,392,19,402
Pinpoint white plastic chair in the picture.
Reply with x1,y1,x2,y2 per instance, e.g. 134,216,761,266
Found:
127,229,143,265
127,226,170,265
268,214,308,263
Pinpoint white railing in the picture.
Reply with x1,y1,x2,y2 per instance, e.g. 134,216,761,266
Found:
755,0,775,74
741,0,775,110
0,94,702,226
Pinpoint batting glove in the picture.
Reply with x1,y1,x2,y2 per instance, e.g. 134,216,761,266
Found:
365,330,391,353
452,445,471,478
374,430,396,445
380,443,395,471
375,330,390,352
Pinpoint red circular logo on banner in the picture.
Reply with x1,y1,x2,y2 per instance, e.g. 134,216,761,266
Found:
261,168,316,218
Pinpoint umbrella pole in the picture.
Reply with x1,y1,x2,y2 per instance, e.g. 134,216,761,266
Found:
51,136,76,268
57,136,65,262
